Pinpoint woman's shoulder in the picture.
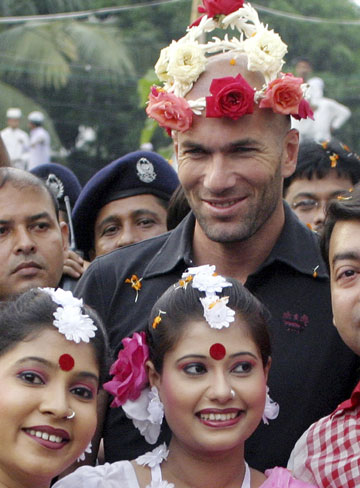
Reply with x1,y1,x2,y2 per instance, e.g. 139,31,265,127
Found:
52,460,140,488
260,467,318,487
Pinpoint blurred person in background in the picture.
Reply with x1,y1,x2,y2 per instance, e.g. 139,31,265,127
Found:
1,108,29,170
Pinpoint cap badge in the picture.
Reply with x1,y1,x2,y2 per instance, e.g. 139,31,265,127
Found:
136,157,157,183
46,174,64,200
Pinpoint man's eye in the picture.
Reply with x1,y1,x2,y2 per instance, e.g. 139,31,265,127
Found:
33,222,50,231
292,199,317,211
0,226,7,235
138,218,155,227
18,371,45,385
183,363,207,375
102,225,119,236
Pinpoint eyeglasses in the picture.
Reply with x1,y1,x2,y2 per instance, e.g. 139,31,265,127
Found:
291,193,350,212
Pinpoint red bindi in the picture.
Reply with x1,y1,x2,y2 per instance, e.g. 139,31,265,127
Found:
59,354,75,371
209,343,226,360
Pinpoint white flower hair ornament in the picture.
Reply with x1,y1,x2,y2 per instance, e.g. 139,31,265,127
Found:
146,1,313,135
179,265,235,329
41,287,97,343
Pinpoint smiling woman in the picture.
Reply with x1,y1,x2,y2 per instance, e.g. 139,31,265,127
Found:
54,265,315,488
0,287,109,488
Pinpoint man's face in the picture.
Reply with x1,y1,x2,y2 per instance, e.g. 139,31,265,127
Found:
0,183,68,300
329,219,360,355
92,193,168,258
175,108,298,244
294,61,312,81
285,172,353,233
8,118,20,129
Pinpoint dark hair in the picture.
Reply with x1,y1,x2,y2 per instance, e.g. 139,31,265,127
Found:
166,184,191,230
147,276,271,373
0,167,60,219
321,184,360,267
0,288,110,385
283,139,360,196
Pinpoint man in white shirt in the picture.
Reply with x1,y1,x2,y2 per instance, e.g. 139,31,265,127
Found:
28,111,51,170
1,108,29,170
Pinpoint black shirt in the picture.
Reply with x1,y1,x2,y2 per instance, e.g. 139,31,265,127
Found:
75,204,359,470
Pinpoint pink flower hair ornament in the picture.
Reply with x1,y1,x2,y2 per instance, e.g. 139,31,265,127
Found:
146,1,313,134
103,331,149,407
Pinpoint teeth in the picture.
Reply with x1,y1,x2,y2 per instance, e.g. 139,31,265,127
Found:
212,201,236,208
200,412,237,421
27,429,63,443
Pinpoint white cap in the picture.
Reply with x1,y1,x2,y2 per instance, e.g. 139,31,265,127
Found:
28,111,44,123
6,108,22,119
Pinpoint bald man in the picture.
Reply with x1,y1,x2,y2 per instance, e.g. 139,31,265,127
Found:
75,7,357,469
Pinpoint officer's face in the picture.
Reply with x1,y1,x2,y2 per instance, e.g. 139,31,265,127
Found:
92,193,168,257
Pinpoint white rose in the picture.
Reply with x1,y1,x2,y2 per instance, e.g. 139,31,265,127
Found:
167,40,206,85
242,27,287,82
155,45,171,82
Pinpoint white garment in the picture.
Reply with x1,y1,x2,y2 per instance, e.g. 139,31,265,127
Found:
292,96,351,143
28,126,51,169
307,77,324,105
1,126,29,169
53,444,251,488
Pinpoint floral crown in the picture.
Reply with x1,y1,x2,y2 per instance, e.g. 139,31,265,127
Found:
42,287,97,343
146,0,313,135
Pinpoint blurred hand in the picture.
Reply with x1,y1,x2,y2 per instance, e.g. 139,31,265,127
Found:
63,249,90,278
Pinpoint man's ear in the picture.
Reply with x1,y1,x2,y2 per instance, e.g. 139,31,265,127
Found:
146,360,161,390
281,128,299,179
60,221,69,253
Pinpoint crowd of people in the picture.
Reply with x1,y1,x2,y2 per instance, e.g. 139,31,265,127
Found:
0,1,358,487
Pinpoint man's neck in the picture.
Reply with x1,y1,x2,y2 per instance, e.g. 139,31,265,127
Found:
192,203,285,284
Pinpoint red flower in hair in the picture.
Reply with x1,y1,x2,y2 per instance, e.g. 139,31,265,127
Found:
191,0,244,27
206,74,254,120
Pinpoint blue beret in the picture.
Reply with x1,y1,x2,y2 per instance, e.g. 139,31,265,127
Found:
30,163,82,211
72,150,179,255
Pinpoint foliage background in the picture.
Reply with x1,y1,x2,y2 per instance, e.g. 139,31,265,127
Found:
0,0,359,184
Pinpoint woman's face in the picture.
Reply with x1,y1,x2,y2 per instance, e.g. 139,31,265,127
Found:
149,318,269,456
0,327,99,488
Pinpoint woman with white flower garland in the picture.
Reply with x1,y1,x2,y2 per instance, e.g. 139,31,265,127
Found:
0,287,109,488
55,265,317,488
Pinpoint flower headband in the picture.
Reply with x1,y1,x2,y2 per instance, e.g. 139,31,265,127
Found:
146,1,313,134
42,287,97,343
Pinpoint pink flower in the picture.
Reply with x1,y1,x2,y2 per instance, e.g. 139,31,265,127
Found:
292,98,314,120
191,0,244,27
259,73,304,116
206,74,255,120
263,467,317,487
103,331,149,407
146,86,193,135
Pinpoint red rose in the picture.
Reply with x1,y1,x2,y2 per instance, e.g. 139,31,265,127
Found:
146,86,193,135
259,73,304,116
190,0,244,27
206,74,255,120
199,0,244,16
103,332,149,407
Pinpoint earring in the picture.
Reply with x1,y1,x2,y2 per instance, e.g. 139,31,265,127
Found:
77,442,92,462
262,386,279,424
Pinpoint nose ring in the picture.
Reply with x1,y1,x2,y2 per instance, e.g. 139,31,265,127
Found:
66,409,75,420
230,389,235,398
